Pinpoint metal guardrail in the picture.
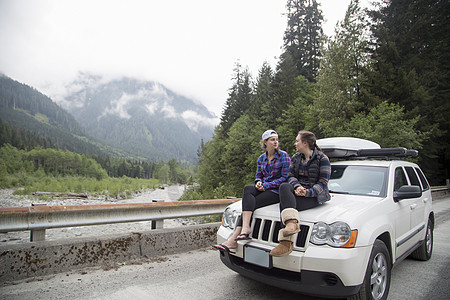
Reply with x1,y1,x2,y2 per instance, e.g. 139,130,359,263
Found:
0,187,447,242
431,187,449,192
0,199,241,242
431,186,449,199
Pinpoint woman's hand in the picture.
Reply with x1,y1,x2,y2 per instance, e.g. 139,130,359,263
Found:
294,186,306,196
255,181,265,191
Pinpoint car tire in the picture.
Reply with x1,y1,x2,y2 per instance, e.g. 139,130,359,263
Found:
410,218,433,261
349,240,391,300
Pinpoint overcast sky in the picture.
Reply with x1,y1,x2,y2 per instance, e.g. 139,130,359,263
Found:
0,0,367,118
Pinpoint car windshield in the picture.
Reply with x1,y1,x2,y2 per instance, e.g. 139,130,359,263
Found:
329,165,388,197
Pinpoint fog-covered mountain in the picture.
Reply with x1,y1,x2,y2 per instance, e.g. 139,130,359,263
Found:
58,73,217,162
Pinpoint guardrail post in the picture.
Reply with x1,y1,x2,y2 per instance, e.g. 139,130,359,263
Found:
30,229,46,242
151,200,164,229
30,203,46,242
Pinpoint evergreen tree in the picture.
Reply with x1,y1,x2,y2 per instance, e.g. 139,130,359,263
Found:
197,127,228,195
283,0,324,81
271,52,301,129
277,75,318,154
168,158,180,183
367,0,450,184
249,62,275,125
222,115,265,195
219,62,253,136
314,0,371,136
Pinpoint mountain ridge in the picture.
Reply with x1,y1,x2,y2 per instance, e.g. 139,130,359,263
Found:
57,73,216,163
0,74,114,157
0,74,216,163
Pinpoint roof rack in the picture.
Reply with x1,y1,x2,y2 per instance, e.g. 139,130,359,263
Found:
356,148,418,159
317,137,418,160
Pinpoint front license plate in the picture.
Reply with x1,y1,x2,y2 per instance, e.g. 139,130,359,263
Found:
244,245,273,269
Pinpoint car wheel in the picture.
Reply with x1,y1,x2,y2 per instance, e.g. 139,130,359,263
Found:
350,240,391,300
410,218,433,261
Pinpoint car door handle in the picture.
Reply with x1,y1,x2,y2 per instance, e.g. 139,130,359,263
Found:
423,198,429,203
410,204,417,210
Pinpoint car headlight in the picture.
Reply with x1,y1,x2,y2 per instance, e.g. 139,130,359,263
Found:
310,221,357,248
222,207,240,229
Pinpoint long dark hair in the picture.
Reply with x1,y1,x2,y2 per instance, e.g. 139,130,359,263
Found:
298,130,322,151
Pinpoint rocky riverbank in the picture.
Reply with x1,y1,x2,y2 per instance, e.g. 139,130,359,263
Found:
0,185,210,245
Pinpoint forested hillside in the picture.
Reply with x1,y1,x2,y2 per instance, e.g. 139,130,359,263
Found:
0,75,195,186
0,75,109,156
191,0,449,199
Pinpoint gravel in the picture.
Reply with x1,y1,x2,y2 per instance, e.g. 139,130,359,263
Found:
0,185,198,245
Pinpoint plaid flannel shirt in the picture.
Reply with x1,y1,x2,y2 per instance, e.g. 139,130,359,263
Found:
255,149,291,194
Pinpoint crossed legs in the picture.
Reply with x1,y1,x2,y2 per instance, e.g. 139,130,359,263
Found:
214,185,279,252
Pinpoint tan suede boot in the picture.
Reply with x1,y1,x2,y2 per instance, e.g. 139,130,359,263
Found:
283,219,300,237
270,229,295,257
269,240,293,257
280,208,300,237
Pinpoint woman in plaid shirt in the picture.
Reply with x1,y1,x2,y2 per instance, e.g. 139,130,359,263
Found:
270,130,331,257
214,129,291,253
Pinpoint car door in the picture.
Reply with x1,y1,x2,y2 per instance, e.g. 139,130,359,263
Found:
393,166,417,258
404,166,426,245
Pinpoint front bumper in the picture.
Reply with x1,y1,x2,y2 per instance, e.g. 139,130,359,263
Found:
218,243,371,298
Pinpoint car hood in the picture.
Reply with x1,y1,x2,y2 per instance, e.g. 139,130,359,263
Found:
252,194,384,225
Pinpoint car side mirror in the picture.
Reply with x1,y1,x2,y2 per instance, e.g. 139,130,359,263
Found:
394,185,422,202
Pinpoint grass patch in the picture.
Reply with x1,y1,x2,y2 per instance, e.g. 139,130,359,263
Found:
10,175,161,199
34,112,50,124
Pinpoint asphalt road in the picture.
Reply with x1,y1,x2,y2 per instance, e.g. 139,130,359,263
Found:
1,198,449,300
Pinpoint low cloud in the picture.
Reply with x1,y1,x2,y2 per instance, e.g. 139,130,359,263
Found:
100,92,133,119
82,83,218,131
161,101,178,119
181,110,219,132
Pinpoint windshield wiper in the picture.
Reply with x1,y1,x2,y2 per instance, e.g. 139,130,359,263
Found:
329,190,349,194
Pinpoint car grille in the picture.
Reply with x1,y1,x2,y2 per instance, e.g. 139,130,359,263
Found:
250,217,310,249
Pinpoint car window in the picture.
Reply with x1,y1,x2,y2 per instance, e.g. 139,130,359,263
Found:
405,166,421,187
394,167,408,191
415,167,430,191
329,165,388,197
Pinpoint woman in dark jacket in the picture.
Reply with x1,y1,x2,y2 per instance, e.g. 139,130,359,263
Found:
214,130,290,253
270,130,331,257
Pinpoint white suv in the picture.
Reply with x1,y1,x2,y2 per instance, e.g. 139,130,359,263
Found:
216,138,434,300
